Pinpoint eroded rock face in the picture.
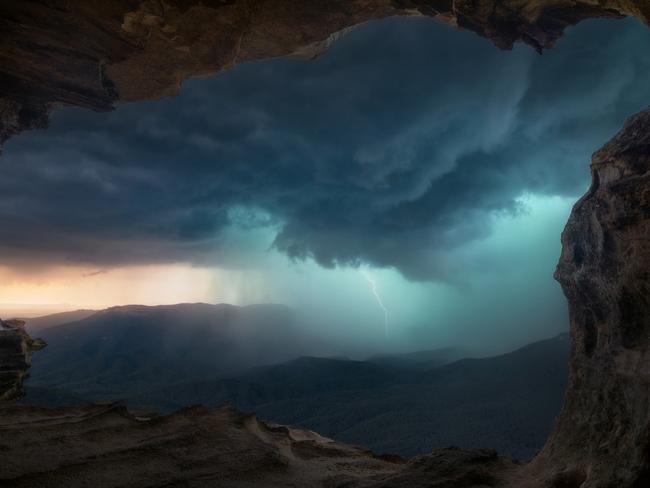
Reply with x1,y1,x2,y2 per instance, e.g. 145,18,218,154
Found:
0,402,521,488
0,319,46,401
0,0,647,148
515,107,650,488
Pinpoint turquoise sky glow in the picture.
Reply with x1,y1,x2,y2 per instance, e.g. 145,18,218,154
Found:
2,17,650,355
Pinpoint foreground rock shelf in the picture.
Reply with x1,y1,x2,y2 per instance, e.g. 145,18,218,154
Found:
0,402,520,488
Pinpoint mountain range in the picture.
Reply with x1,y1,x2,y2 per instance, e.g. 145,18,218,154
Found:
25,303,318,398
20,303,569,460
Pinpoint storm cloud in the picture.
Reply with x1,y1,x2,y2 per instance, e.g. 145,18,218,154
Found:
2,17,650,281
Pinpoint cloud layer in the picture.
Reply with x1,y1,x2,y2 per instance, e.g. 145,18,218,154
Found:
2,17,650,281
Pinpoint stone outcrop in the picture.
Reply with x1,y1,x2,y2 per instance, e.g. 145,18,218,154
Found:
1,1,648,149
0,401,522,488
0,319,46,401
512,107,650,488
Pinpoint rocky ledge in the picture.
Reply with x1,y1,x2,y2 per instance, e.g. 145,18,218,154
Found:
0,401,521,488
0,318,45,401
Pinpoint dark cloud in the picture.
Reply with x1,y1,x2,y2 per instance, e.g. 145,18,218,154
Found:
2,17,650,280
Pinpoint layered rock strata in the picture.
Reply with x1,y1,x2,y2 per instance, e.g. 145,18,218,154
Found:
0,401,523,488
1,0,648,148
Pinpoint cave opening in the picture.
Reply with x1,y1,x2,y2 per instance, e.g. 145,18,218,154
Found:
2,5,650,488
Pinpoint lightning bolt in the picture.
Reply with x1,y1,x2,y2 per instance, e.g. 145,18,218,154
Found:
361,270,389,339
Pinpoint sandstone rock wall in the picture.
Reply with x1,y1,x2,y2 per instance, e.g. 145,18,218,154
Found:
0,319,46,401
515,107,650,488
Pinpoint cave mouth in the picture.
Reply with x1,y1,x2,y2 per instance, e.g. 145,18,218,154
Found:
2,5,650,487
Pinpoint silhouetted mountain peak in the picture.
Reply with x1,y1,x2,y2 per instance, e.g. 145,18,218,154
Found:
26,302,310,396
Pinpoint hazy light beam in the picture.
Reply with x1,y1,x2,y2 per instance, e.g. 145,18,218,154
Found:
361,270,389,339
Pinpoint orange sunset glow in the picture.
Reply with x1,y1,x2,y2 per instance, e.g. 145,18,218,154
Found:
0,264,216,317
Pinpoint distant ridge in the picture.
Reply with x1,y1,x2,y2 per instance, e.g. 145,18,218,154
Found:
25,302,310,399
367,347,464,369
23,314,569,460
23,309,97,332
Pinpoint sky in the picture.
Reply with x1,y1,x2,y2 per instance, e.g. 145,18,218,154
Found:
1,16,650,355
